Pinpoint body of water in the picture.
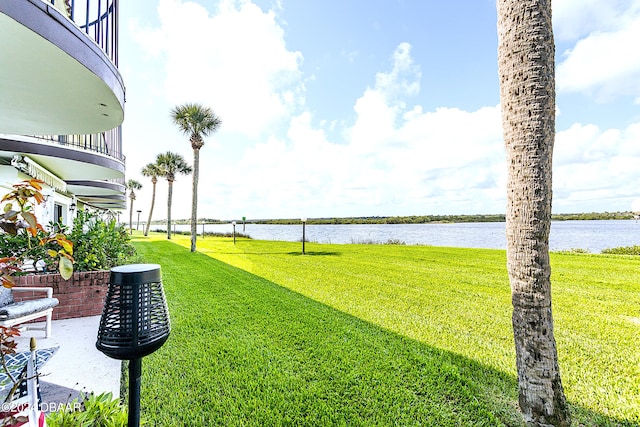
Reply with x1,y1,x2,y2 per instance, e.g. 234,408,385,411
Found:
150,220,640,253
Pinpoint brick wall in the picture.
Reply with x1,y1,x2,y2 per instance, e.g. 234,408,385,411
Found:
14,271,110,320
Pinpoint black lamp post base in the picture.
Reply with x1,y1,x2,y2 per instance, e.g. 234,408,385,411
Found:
128,358,142,427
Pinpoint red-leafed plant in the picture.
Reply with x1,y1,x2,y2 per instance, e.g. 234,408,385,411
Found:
0,179,74,287
0,180,75,425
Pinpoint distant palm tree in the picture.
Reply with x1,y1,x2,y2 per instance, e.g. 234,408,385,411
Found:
141,162,161,237
156,152,192,240
171,103,222,252
126,179,142,235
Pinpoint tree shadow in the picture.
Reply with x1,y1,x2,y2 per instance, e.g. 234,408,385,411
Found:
203,251,342,256
287,251,342,256
135,240,637,426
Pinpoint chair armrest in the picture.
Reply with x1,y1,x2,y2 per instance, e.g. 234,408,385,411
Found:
10,287,54,298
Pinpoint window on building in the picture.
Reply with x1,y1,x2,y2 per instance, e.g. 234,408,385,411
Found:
54,203,63,224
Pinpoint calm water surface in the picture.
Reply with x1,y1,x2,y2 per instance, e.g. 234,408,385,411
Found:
160,220,640,253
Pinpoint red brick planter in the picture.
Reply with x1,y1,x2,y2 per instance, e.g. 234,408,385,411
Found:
14,271,110,320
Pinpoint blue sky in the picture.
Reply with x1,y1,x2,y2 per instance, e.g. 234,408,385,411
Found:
119,0,640,221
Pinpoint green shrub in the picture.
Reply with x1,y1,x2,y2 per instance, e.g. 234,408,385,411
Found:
0,228,67,273
384,238,406,245
349,238,406,245
46,392,130,427
553,248,590,254
69,210,141,271
0,210,140,273
601,245,640,255
203,231,251,239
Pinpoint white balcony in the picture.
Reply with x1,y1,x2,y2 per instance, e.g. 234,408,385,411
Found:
0,0,124,135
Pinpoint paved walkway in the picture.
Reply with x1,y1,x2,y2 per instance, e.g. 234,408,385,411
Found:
14,316,121,406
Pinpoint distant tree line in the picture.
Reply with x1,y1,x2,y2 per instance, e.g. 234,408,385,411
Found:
551,211,636,221
250,211,636,225
141,211,637,226
258,215,506,224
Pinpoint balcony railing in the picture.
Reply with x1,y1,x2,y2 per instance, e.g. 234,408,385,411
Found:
37,126,124,162
50,0,119,66
109,177,125,186
26,1,123,165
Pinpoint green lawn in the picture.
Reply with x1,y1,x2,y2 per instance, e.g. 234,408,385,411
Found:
132,234,640,426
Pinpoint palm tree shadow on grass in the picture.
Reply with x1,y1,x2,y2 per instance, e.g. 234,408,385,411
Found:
135,240,635,427
200,251,342,256
287,251,342,256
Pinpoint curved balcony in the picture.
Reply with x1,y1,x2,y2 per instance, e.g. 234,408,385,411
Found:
1,0,126,211
66,179,127,210
0,128,124,179
0,0,124,135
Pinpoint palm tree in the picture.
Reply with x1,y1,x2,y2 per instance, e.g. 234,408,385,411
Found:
171,103,222,252
141,162,161,237
497,0,571,425
156,152,192,240
126,179,142,235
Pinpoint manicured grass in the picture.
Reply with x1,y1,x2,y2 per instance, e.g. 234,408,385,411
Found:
132,234,640,426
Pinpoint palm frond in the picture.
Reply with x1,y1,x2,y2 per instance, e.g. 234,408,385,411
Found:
171,102,222,139
155,152,192,180
141,162,161,178
126,179,142,191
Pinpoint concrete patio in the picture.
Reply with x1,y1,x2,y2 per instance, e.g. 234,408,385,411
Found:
14,315,121,406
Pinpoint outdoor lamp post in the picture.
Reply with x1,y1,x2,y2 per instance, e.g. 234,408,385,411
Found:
136,210,142,231
96,264,171,427
232,221,236,244
301,217,307,254
68,202,76,228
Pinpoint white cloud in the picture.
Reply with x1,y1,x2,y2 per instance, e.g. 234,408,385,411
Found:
130,0,304,137
552,0,640,41
553,122,640,209
556,1,640,100
215,43,507,218
123,2,640,221
555,122,640,165
374,42,421,102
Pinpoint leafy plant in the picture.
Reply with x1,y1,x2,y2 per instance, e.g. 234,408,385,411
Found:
46,392,132,427
0,228,65,274
601,245,640,255
553,248,590,254
0,326,26,427
68,210,139,271
384,238,406,245
0,179,73,286
0,326,20,384
0,181,75,425
348,238,406,245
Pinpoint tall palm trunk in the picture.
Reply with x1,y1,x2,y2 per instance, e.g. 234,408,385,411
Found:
128,193,135,235
144,178,157,236
167,179,174,240
190,147,199,252
497,1,571,425
171,103,220,251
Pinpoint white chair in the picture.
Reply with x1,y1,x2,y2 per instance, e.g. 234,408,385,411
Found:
0,287,59,338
